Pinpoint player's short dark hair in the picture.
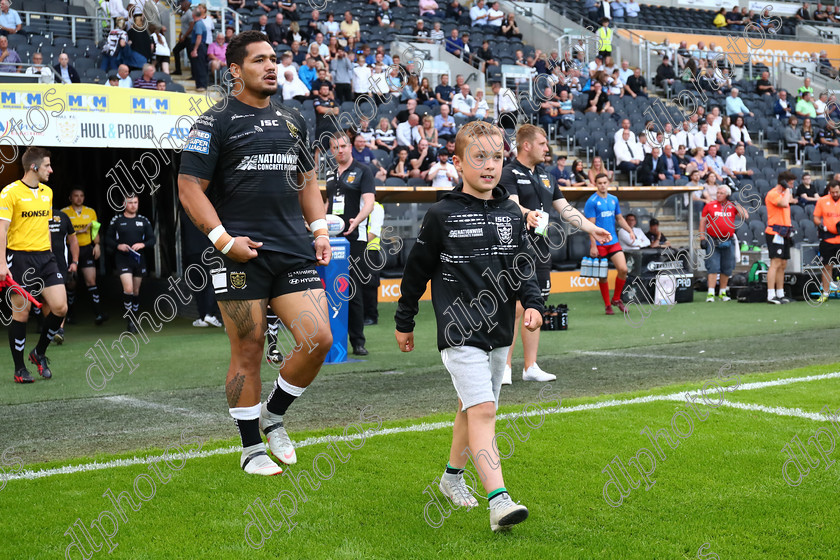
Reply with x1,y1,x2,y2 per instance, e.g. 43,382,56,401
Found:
594,172,609,182
227,30,271,69
22,147,50,171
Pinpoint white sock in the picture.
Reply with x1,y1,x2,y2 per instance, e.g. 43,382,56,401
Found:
768,289,775,300
720,287,727,295
708,289,715,296
776,289,785,299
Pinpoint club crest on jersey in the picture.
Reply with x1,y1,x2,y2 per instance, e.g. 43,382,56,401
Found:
496,219,513,245
347,172,357,184
230,272,247,289
286,120,300,139
541,176,551,189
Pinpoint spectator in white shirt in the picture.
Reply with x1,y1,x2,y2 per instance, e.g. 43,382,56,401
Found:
615,129,644,173
487,1,505,27
491,80,519,127
670,121,695,151
451,84,477,125
729,115,752,146
470,0,489,26
618,213,652,250
352,58,372,97
613,118,636,144
474,89,490,121
282,69,310,101
24,52,54,83
618,59,633,83
117,64,133,88
397,113,422,148
692,122,717,150
815,91,828,122
639,133,653,154
427,150,460,188
705,114,724,144
724,143,753,182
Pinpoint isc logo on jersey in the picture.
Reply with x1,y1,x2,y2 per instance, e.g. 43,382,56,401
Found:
234,153,299,171
600,211,613,217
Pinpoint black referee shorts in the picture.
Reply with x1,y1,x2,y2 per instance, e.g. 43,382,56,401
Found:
78,244,96,268
6,250,65,292
115,253,148,277
820,240,840,267
211,250,323,301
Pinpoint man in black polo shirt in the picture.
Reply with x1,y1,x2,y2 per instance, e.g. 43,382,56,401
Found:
325,131,376,355
435,74,456,105
499,124,610,385
313,83,339,164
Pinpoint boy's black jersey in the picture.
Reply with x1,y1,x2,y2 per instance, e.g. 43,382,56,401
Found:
178,96,315,260
49,209,75,270
395,185,544,351
105,213,156,253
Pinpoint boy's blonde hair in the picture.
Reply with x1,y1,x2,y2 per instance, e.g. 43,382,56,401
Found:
454,120,504,160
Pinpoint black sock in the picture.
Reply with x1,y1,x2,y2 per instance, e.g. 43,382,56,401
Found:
445,464,465,475
265,379,304,416
8,320,26,370
132,295,139,314
122,292,132,316
88,286,102,315
235,418,263,448
35,313,64,355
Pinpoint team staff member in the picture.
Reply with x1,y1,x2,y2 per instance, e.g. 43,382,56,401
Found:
0,147,68,383
699,185,748,302
813,180,840,302
765,171,796,304
584,174,635,315
62,188,107,324
499,124,610,384
47,207,78,344
324,130,375,356
105,195,156,334
179,31,332,476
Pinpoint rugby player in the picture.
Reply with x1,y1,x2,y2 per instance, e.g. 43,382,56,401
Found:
179,30,333,476
105,195,155,333
499,124,611,383
584,174,634,315
62,188,107,325
0,147,68,383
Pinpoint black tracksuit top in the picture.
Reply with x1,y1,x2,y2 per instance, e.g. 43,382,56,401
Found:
395,185,545,351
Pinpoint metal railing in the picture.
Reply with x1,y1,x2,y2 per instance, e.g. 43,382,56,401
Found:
19,10,109,43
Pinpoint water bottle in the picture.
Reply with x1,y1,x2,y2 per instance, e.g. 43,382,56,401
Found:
599,258,608,279
581,257,591,277
558,304,568,330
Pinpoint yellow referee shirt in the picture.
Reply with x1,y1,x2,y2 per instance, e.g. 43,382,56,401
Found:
0,180,53,252
61,204,98,247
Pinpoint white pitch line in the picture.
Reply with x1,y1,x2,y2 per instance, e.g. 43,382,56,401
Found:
102,396,225,422
570,350,764,363
5,371,840,483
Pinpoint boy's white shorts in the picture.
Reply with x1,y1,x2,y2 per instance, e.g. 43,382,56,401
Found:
440,345,511,412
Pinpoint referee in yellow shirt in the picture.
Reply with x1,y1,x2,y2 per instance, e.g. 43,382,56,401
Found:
62,187,106,324
0,147,68,383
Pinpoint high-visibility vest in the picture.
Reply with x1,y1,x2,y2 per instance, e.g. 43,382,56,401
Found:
597,26,613,53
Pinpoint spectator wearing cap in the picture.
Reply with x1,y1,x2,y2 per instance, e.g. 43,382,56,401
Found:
0,0,21,36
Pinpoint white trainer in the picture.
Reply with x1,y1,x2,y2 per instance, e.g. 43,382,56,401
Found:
502,364,512,385
522,364,556,382
204,315,223,327
192,318,209,327
706,294,715,302
260,403,297,465
241,446,283,476
489,493,529,532
439,474,479,508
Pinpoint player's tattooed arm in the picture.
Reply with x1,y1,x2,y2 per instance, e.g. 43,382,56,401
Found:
178,174,219,235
